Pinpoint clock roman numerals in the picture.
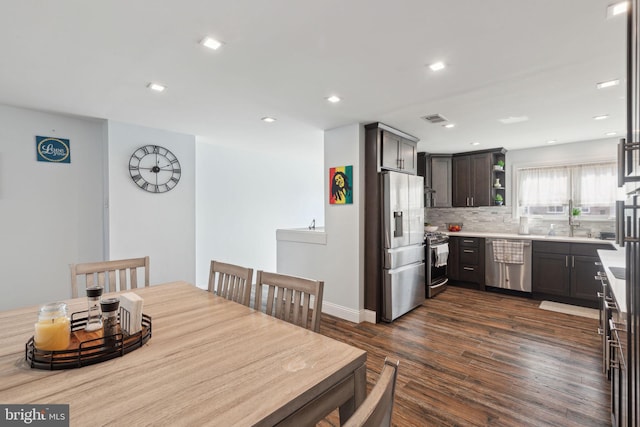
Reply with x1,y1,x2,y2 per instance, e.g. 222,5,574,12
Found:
129,145,181,193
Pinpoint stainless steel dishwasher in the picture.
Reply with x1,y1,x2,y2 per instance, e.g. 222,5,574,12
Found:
485,238,532,292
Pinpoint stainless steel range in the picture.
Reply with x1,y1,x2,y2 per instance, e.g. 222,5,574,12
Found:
425,232,449,298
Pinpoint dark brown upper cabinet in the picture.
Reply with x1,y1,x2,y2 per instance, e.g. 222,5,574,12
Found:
452,148,506,207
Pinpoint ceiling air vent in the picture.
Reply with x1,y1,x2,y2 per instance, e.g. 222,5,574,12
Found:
421,114,448,124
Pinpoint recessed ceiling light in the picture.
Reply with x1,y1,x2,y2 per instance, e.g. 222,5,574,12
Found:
147,82,166,92
470,142,480,146
593,114,610,120
607,1,629,18
596,79,620,89
546,139,557,144
498,116,529,124
443,123,455,129
605,132,618,136
261,117,276,123
200,37,223,50
429,62,446,71
327,95,341,103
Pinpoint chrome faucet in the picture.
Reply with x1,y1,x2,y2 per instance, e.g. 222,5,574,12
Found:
568,199,580,237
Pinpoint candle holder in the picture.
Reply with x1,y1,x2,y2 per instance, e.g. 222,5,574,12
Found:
34,302,70,351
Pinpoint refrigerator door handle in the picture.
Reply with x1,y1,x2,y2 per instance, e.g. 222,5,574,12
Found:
618,139,625,187
393,211,403,237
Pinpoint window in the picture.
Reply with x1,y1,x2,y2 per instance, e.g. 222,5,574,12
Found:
517,162,617,219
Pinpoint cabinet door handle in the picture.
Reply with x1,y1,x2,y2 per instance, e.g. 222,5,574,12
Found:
565,256,568,268
572,255,575,269
463,239,474,243
471,197,474,206
463,267,475,271
463,249,474,253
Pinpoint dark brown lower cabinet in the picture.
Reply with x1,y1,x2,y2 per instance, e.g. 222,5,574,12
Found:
532,241,614,308
448,236,485,289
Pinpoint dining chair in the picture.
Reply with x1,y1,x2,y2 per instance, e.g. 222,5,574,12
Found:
70,256,150,298
343,357,400,427
255,271,324,332
207,260,254,307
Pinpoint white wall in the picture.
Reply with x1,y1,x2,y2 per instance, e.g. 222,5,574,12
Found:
0,105,105,310
195,136,324,288
107,122,196,286
275,123,365,322
322,124,364,315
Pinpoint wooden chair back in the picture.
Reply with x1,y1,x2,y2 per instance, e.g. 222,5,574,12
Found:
207,260,254,307
70,256,150,298
343,357,400,427
255,271,324,332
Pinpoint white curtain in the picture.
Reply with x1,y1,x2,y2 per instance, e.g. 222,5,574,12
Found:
518,162,616,208
571,163,617,205
518,166,569,206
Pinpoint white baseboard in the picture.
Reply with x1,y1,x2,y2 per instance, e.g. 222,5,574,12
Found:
362,309,377,324
321,302,378,324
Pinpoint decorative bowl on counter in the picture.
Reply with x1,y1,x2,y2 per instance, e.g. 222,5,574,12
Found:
447,223,463,232
425,225,438,232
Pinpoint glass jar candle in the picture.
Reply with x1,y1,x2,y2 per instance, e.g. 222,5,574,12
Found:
85,286,103,331
34,302,70,351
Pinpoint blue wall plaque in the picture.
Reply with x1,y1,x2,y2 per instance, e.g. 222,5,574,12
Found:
36,136,70,163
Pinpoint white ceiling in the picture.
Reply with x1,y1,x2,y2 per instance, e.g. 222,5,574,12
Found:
0,0,627,154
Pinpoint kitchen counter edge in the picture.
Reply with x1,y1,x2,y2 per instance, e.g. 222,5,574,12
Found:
597,247,627,313
443,231,617,245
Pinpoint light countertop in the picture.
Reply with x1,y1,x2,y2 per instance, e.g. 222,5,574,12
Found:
597,246,626,313
444,230,617,245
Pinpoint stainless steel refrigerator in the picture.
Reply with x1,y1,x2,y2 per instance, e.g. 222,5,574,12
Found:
381,171,425,322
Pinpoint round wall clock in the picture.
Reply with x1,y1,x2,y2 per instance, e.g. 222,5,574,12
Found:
129,145,181,193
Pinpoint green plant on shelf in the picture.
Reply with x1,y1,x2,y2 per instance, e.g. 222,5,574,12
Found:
572,207,581,216
497,159,505,168
494,194,504,205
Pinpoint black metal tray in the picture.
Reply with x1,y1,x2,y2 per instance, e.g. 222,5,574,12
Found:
25,310,152,370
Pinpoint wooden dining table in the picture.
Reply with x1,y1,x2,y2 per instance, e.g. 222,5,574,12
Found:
0,282,367,426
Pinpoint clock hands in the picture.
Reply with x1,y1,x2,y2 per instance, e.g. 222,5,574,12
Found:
129,145,181,193
138,165,173,172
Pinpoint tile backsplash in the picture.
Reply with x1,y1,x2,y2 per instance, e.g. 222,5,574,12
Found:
425,206,615,238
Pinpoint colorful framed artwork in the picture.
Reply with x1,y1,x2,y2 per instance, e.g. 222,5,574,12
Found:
329,165,353,205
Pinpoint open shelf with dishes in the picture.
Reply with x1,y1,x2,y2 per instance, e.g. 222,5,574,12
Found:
492,151,506,206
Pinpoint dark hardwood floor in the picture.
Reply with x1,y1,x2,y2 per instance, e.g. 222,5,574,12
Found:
318,286,610,427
